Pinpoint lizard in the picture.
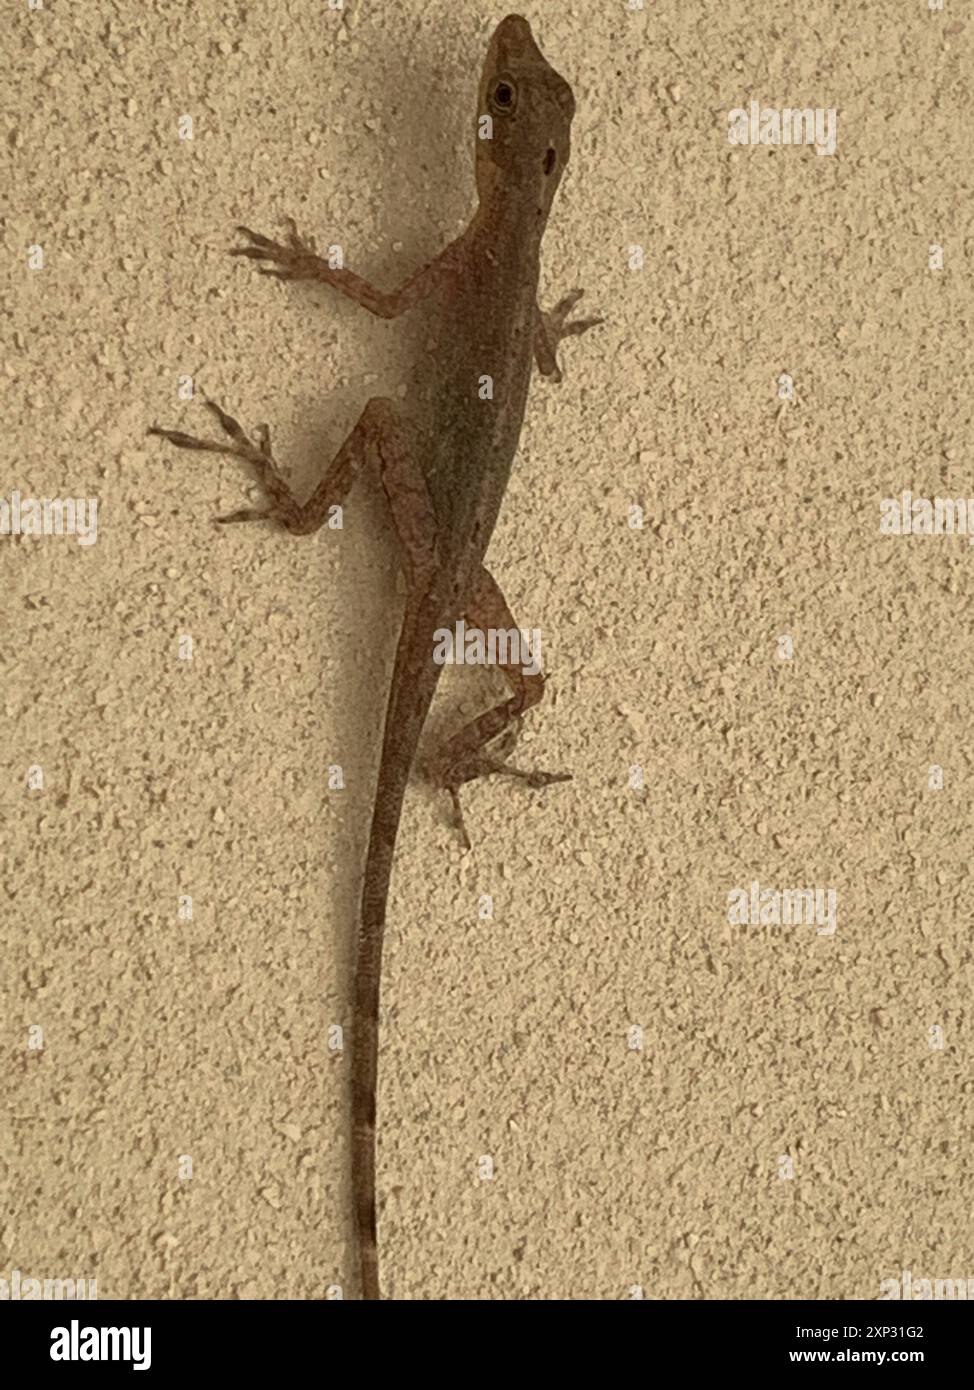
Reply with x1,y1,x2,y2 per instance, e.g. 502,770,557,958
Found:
149,13,601,1300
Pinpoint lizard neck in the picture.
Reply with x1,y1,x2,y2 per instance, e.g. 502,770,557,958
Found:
471,180,548,261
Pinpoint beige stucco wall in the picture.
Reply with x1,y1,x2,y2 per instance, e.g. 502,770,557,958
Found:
3,0,972,1299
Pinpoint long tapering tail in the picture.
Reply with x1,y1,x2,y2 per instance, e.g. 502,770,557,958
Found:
350,597,444,1299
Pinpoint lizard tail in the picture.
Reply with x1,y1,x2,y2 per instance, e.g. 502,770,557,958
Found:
351,597,444,1300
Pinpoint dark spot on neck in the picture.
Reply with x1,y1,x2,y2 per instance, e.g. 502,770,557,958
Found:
543,148,556,175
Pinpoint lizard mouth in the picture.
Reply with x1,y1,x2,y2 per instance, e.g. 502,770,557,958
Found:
543,148,556,175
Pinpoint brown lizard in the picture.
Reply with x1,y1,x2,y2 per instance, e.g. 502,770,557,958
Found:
149,13,600,1300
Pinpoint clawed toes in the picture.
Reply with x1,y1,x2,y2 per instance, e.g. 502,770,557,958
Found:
202,396,248,442
544,290,604,344
150,396,294,531
447,788,472,852
214,507,275,526
494,758,572,790
525,770,573,790
551,288,586,319
147,425,209,450
233,225,276,249
562,316,604,341
283,216,311,251
229,220,314,268
147,397,256,456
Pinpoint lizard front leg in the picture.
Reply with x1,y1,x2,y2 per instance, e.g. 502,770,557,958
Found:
230,217,461,321
430,565,571,850
534,289,603,383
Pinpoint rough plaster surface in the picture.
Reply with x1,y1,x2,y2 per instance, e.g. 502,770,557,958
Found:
3,0,973,1300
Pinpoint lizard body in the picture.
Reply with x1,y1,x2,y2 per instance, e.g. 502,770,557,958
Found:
150,13,600,1300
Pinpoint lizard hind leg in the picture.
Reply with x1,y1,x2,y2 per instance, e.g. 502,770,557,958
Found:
433,565,571,849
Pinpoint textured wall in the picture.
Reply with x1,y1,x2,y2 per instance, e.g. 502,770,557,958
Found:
3,0,972,1300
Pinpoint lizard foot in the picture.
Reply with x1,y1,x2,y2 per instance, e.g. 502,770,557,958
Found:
230,217,324,281
440,744,573,851
536,289,604,383
148,398,300,526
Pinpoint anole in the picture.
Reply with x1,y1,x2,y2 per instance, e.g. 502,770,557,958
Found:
150,13,600,1300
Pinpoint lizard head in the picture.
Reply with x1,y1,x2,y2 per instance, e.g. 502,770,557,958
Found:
475,15,576,217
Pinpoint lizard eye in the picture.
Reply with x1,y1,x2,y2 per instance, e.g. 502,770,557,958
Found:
489,77,517,115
